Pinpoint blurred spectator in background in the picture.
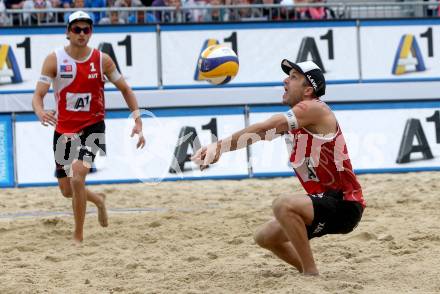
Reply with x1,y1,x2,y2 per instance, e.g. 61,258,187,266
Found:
424,0,439,17
60,0,71,7
99,10,125,23
114,0,143,22
153,0,191,23
60,0,72,18
183,0,207,22
4,0,24,9
50,0,65,23
151,0,167,21
22,0,53,25
0,0,10,25
278,0,297,20
255,0,281,21
229,0,262,21
298,0,334,20
203,0,228,22
165,0,182,22
127,7,157,23
5,0,26,25
64,0,95,23
85,0,106,23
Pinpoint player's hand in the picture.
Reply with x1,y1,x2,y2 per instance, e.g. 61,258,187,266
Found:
191,142,222,170
131,119,145,149
36,110,57,127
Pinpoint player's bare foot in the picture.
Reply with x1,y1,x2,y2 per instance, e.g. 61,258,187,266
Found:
302,269,319,276
96,193,108,227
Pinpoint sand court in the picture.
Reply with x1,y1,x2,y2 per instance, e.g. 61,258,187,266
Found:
1,172,439,293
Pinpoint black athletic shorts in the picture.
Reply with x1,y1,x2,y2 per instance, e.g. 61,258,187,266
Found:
306,190,364,239
53,120,106,178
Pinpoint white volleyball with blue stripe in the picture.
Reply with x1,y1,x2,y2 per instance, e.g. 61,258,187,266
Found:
198,44,239,85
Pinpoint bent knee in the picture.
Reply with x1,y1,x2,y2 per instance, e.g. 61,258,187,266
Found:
272,197,294,217
253,229,266,248
254,229,272,249
272,196,309,219
59,187,72,198
70,174,86,187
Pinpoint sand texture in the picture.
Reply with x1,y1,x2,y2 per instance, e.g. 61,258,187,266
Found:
1,172,439,293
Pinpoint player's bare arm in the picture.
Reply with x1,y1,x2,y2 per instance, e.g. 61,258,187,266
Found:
192,99,331,168
32,53,57,126
102,53,145,149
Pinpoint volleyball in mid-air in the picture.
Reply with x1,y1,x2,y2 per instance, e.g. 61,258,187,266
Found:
198,44,239,85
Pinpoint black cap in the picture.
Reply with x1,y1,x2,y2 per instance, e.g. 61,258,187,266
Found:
281,59,326,97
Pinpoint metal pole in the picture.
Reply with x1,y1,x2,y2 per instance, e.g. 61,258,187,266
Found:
156,23,163,89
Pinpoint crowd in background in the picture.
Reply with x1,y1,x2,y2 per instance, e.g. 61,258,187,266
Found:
2,0,440,26
0,0,337,25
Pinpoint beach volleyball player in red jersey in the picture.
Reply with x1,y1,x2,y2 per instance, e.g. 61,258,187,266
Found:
192,59,365,275
32,11,145,243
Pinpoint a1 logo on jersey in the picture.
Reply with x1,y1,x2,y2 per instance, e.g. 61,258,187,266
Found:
88,62,97,79
66,92,92,112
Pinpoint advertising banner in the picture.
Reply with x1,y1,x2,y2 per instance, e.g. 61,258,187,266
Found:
360,20,440,81
160,22,359,87
0,27,158,92
15,108,248,186
0,114,14,187
249,102,440,175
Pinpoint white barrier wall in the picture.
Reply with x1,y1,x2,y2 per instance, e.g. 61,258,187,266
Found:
360,20,440,81
249,103,440,176
160,23,359,87
14,108,248,186
0,27,158,91
7,101,440,187
2,20,440,112
2,20,440,187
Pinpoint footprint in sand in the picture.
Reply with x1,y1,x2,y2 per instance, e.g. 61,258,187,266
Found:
409,235,440,242
261,270,285,278
41,217,64,226
149,221,162,228
378,234,394,241
349,232,377,241
391,249,416,256
207,252,218,260
45,255,62,262
228,238,244,245
126,262,140,269
16,245,34,252
184,256,200,262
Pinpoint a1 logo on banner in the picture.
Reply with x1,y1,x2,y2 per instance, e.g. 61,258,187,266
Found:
169,118,217,174
391,28,433,75
296,29,335,73
0,44,23,84
396,110,440,164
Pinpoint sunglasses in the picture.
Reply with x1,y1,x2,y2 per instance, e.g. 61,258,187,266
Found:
70,26,91,35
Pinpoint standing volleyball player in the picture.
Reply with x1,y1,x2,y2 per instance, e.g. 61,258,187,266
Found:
192,60,365,275
32,11,145,243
